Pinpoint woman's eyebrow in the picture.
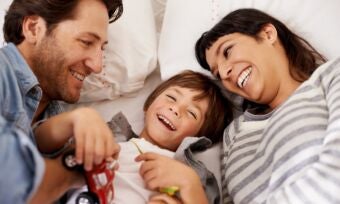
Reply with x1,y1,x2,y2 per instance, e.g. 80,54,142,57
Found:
215,38,231,56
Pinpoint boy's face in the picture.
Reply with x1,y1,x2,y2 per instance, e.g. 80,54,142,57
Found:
29,0,109,103
141,86,209,151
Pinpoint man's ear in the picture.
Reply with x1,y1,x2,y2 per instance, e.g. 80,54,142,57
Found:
260,23,278,44
22,15,46,44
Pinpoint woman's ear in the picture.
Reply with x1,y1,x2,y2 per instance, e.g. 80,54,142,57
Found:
260,23,278,44
22,15,46,44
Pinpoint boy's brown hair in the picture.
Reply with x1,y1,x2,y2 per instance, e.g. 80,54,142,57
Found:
144,70,233,143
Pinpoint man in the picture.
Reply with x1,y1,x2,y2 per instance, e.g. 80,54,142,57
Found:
0,0,123,203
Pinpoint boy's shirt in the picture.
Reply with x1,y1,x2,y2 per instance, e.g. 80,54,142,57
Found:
110,112,221,204
67,112,221,204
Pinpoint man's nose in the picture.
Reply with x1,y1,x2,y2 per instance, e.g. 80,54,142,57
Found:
85,49,103,74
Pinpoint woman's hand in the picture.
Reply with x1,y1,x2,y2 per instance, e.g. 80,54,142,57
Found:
136,152,209,204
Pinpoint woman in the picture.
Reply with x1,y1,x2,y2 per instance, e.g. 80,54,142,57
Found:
138,8,340,204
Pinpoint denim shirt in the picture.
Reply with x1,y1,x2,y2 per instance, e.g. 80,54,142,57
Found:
0,43,56,203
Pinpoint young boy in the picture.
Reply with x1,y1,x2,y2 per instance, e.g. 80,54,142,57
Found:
66,70,233,203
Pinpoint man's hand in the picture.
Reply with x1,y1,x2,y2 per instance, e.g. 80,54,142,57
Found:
35,107,120,171
29,155,85,204
70,108,120,170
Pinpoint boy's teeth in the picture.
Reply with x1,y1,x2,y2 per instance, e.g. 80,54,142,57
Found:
157,114,176,131
237,67,252,88
70,70,85,81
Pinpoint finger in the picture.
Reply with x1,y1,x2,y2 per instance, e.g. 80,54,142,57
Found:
143,169,159,190
148,201,165,204
111,143,120,160
94,135,105,165
135,152,158,162
114,161,119,170
75,130,84,164
149,194,182,204
105,132,114,157
84,133,94,171
139,159,157,178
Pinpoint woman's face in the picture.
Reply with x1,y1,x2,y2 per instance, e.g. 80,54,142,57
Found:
205,28,297,108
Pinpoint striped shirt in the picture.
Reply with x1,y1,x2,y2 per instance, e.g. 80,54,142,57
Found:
221,57,340,204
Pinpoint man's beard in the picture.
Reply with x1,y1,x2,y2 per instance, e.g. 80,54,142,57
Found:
31,36,79,103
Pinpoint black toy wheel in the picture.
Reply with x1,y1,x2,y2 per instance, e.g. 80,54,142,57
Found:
62,150,78,170
75,192,99,204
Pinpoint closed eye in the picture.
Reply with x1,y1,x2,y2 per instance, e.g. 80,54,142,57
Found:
223,46,232,58
214,71,221,79
188,110,197,120
166,94,176,101
80,39,93,47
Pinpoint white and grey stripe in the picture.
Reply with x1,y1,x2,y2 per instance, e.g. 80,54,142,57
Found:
221,57,340,204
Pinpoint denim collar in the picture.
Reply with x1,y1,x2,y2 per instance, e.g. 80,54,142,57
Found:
4,43,40,96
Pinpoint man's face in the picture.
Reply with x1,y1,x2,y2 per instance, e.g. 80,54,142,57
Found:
32,0,109,103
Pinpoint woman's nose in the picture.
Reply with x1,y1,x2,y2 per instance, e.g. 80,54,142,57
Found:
219,65,232,79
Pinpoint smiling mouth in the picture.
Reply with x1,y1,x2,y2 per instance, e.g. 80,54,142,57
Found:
157,114,176,131
237,67,252,88
70,70,86,81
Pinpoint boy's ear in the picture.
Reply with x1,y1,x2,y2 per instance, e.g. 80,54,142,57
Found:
260,23,278,44
22,15,46,44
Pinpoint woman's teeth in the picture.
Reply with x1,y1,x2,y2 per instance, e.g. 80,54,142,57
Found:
157,114,176,131
237,67,252,88
70,70,85,81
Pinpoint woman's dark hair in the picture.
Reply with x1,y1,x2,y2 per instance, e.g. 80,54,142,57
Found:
4,0,123,45
144,70,233,144
195,8,326,82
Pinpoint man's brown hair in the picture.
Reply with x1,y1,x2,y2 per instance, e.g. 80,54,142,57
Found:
3,0,123,45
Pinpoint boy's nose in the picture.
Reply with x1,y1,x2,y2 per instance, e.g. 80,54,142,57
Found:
169,107,179,117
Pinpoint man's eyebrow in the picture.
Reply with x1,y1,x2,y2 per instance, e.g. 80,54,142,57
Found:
83,32,108,45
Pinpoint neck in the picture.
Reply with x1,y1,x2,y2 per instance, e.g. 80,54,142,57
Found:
32,94,50,124
269,75,301,110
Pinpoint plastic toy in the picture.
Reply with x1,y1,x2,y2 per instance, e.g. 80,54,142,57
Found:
63,150,116,204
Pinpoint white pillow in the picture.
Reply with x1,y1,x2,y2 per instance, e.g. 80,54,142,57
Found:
151,0,167,36
80,0,158,102
0,0,12,47
158,0,340,80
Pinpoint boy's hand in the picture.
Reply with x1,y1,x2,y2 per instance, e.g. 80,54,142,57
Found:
148,194,182,204
136,152,209,204
136,152,192,191
71,108,120,171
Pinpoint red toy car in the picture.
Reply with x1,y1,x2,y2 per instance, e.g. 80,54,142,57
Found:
63,151,116,204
